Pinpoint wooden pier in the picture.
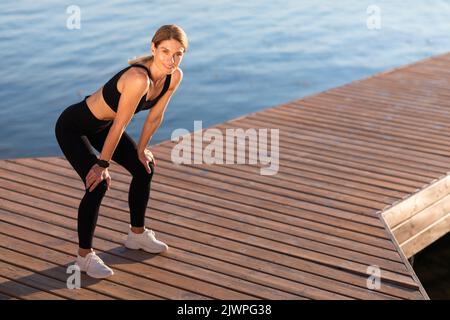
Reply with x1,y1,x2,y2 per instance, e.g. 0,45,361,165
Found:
2,53,450,299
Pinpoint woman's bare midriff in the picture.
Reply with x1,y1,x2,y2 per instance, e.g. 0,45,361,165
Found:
85,86,117,121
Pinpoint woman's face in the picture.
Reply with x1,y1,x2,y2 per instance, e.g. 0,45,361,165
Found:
151,39,185,74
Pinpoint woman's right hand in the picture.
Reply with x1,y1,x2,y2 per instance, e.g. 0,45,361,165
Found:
85,164,111,192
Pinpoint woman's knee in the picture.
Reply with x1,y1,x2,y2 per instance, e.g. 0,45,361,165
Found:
134,161,155,182
86,179,108,196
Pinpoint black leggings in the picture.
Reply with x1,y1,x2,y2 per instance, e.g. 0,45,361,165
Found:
54,97,154,249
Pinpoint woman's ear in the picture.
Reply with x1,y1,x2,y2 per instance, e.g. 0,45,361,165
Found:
151,42,156,56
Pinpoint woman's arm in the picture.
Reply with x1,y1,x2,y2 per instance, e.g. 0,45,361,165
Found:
137,69,183,153
99,69,149,162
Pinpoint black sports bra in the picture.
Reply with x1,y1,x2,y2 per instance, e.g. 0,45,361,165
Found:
101,64,171,114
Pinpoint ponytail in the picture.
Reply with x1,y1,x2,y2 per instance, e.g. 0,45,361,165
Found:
128,54,153,65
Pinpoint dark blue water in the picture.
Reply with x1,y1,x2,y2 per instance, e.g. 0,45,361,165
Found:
1,0,450,159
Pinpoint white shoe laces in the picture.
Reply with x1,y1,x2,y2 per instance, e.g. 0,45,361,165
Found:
143,229,156,239
87,252,105,269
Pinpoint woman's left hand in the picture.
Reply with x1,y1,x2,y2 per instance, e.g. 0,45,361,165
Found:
138,147,155,174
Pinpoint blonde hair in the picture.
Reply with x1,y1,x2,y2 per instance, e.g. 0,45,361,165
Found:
128,24,188,65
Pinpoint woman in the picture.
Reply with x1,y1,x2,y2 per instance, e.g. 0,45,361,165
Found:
55,24,187,279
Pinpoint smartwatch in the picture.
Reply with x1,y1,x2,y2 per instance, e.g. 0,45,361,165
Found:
97,159,110,168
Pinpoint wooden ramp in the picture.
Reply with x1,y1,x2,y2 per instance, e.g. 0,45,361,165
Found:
4,53,450,300
383,174,450,259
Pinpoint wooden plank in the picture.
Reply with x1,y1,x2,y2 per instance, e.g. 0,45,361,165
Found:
393,194,450,244
400,214,450,258
383,175,450,228
0,292,18,300
0,260,112,300
0,275,63,300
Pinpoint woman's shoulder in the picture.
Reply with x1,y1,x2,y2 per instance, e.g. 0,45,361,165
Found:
124,64,150,83
118,66,149,93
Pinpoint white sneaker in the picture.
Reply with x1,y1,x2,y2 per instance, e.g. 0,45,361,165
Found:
124,228,169,253
75,251,114,279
